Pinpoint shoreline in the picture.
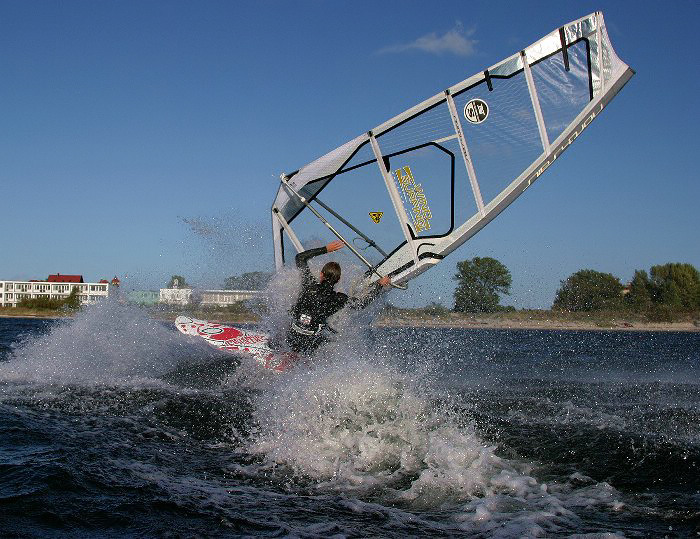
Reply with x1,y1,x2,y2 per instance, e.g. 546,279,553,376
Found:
374,317,700,333
0,312,71,319
2,310,699,332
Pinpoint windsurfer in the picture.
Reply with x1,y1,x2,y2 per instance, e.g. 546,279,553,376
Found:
287,240,391,356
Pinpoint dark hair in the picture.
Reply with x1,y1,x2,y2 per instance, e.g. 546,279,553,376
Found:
321,261,341,286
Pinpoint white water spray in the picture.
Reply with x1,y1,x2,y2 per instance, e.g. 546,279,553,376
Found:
0,297,207,385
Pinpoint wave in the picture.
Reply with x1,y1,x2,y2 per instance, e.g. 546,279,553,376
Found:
2,301,696,536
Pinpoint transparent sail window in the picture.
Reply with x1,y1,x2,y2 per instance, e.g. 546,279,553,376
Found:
531,40,593,144
383,143,454,239
452,76,542,206
375,101,455,156
287,163,407,269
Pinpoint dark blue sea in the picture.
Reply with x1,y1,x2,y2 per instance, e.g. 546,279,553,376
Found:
1,301,699,538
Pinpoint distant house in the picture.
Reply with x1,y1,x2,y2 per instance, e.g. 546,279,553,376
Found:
0,274,113,307
158,284,266,308
159,279,192,306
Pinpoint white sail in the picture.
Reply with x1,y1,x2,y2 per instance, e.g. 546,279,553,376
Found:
271,12,633,286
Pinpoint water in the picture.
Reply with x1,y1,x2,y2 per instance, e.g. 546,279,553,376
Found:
1,301,699,538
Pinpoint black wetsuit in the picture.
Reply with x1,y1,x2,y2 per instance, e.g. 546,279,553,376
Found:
286,247,383,356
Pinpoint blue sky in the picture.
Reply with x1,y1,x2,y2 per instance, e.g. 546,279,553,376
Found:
1,0,698,308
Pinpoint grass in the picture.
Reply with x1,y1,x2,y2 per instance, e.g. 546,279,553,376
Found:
0,306,72,318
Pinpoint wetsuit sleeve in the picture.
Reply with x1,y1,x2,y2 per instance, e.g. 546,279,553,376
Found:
347,282,384,310
295,246,328,288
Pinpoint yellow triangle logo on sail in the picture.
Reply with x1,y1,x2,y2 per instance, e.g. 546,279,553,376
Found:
369,212,383,224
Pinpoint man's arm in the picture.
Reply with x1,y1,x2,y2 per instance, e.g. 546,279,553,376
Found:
295,246,328,287
295,247,328,269
295,241,345,287
295,240,345,268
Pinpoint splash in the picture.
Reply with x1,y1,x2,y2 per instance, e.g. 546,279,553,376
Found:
250,346,501,501
245,340,629,536
0,297,207,385
177,213,273,290
0,290,634,535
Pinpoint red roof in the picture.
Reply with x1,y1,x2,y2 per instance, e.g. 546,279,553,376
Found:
47,274,84,283
99,279,109,284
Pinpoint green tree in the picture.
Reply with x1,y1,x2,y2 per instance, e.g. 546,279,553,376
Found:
223,271,272,290
625,269,653,310
19,296,66,310
649,263,700,310
167,275,188,288
553,269,623,311
453,257,512,313
64,286,81,310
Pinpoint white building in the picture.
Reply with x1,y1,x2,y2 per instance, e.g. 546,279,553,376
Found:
159,287,193,306
159,277,192,306
0,274,112,307
158,287,265,307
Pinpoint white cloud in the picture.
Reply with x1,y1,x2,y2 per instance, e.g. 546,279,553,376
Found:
378,22,477,56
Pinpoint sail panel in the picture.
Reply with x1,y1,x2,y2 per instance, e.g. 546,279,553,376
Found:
375,99,454,156
452,75,543,206
278,134,368,224
308,161,407,266
530,40,593,147
338,140,377,174
385,143,455,239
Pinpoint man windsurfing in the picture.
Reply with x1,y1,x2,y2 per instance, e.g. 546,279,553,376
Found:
287,239,392,356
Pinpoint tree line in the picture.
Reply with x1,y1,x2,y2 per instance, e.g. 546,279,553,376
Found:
452,257,700,315
553,263,700,316
166,272,272,291
167,258,700,317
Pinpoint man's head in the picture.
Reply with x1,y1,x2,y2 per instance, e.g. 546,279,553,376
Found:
320,261,341,286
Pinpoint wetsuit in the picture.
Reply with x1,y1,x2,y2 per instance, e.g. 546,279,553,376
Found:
286,246,383,356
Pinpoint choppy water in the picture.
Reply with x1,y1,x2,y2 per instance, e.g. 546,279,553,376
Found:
1,301,699,538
